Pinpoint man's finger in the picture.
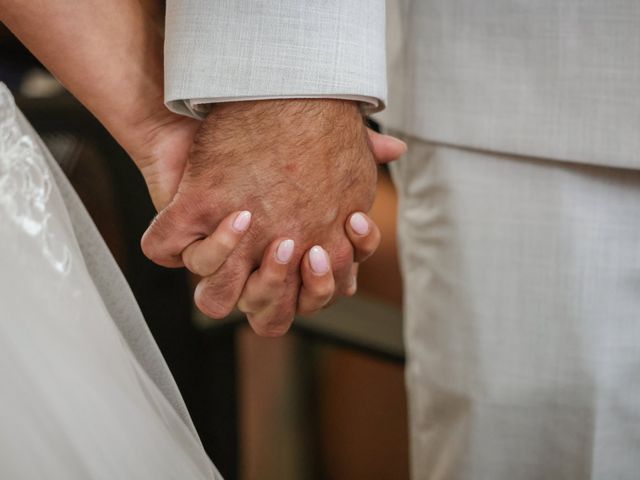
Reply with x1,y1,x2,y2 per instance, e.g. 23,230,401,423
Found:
141,198,215,268
237,238,299,337
194,255,254,319
367,129,407,164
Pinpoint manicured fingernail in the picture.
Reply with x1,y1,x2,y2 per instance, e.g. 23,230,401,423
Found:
309,245,330,275
350,213,369,236
276,239,295,263
232,211,252,232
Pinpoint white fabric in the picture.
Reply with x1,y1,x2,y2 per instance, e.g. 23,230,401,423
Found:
164,0,387,118
392,138,640,479
0,84,221,479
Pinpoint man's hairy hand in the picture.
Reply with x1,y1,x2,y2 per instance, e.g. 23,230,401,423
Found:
141,99,377,335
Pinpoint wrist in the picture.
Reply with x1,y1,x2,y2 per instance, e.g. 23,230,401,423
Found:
197,99,364,166
122,99,182,167
201,98,362,131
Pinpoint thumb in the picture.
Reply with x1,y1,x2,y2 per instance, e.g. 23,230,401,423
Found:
133,116,200,211
140,160,186,212
367,129,407,164
140,195,206,269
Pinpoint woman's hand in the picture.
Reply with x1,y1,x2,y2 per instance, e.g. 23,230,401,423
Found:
235,212,382,335
183,209,386,336
0,0,198,212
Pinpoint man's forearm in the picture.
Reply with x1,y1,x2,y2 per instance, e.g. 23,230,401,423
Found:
0,0,169,164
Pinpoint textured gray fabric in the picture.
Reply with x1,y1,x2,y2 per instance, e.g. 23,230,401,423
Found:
381,0,640,170
392,138,640,479
381,2,640,478
166,1,640,169
164,0,387,117
162,3,640,478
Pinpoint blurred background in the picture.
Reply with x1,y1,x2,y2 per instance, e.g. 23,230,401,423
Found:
1,6,408,478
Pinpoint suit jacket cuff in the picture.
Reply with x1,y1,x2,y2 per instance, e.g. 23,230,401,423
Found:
164,1,387,119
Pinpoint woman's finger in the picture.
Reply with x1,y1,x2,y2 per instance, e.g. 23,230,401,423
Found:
346,212,381,263
367,129,407,164
182,210,252,277
297,245,336,316
237,238,298,336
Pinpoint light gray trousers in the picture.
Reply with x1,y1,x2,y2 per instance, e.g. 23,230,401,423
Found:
392,139,640,479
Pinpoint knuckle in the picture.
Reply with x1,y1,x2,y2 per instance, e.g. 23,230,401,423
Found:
236,296,251,314
213,232,238,254
345,285,358,297
262,267,287,290
297,306,319,317
141,227,184,268
182,253,203,276
190,263,209,277
140,232,161,263
251,317,293,337
237,291,268,315
331,242,353,271
333,266,352,287
310,281,334,301
191,254,223,277
142,244,176,268
195,284,234,319
197,297,234,319
248,298,295,337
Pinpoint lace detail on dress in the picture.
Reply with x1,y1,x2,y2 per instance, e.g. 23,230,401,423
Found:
0,83,71,274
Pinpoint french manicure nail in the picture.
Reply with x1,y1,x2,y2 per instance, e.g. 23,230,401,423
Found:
232,211,252,232
309,245,330,275
276,239,295,263
350,213,369,236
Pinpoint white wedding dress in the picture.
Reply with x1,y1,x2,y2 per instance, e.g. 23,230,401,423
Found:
0,83,221,479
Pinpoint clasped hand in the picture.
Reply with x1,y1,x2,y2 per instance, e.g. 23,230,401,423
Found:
140,99,405,336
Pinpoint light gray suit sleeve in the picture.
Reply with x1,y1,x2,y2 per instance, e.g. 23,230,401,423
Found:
164,1,387,118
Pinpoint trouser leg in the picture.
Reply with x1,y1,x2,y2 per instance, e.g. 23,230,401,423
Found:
391,140,640,479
